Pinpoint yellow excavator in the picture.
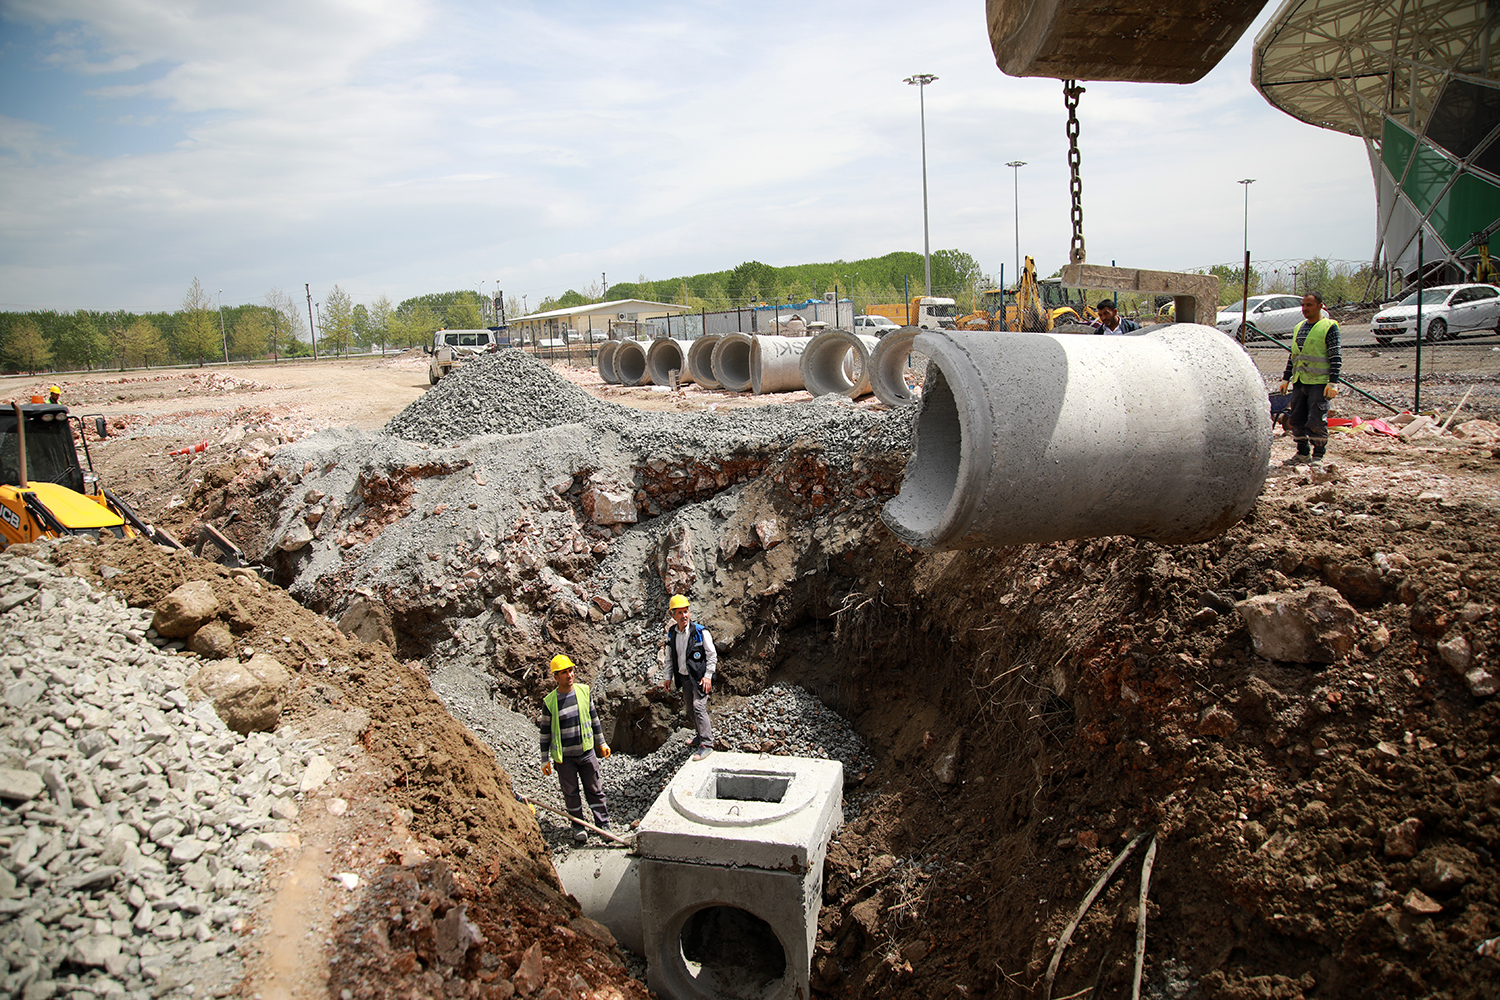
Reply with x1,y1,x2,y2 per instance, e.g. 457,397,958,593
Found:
958,256,1094,332
0,400,177,550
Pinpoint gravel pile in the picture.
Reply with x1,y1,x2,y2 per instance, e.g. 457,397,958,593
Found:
0,543,334,1000
435,679,872,854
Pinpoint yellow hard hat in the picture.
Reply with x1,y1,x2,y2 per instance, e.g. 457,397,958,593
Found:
549,654,576,673
49,386,60,393
668,594,690,610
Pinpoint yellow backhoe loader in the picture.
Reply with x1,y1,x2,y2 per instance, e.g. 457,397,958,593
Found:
957,257,1094,332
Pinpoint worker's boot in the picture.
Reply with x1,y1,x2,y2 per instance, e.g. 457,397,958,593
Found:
1310,447,1326,465
1283,448,1311,467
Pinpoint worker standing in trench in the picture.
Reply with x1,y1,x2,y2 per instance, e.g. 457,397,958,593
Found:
540,654,612,845
661,594,717,762
1278,291,1342,466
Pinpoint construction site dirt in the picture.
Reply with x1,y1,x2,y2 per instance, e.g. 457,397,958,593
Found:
5,340,1500,1000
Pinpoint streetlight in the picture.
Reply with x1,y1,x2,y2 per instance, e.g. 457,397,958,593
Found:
1006,161,1026,285
217,289,228,363
314,302,322,351
904,73,938,298
1237,179,1255,258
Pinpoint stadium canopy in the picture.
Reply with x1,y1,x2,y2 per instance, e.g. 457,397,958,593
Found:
1254,0,1500,287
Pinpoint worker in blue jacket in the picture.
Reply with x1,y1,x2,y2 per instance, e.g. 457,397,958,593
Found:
661,594,717,762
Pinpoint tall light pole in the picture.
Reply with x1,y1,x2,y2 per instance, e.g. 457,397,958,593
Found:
217,288,228,363
904,73,938,298
1006,161,1026,285
1237,178,1255,258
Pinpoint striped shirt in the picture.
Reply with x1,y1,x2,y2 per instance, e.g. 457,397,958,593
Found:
540,689,604,760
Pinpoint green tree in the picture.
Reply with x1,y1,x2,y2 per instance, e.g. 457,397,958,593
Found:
2,317,53,372
264,288,308,358
351,304,372,350
176,279,220,365
367,295,394,354
118,318,168,368
445,296,483,328
56,311,110,371
725,261,777,305
322,285,355,356
231,312,273,361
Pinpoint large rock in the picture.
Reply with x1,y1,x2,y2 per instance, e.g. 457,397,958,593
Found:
190,653,292,733
338,597,396,650
151,580,220,638
1237,587,1357,664
189,622,236,659
581,487,638,526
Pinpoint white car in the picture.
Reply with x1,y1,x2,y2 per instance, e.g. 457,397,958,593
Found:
853,315,900,333
1371,283,1500,344
1215,294,1324,340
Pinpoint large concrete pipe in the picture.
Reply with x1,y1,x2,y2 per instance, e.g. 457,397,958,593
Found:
646,339,695,387
881,324,1271,550
750,335,808,395
868,329,921,407
597,340,622,384
800,331,879,398
712,333,754,392
687,335,723,389
555,850,643,954
614,340,652,386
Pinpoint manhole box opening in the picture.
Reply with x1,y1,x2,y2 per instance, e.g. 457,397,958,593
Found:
715,772,790,803
680,905,787,1000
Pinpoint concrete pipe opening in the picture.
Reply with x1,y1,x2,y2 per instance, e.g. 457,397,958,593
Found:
614,340,652,386
880,324,1272,550
648,339,696,387
868,329,921,406
800,331,878,398
597,340,621,384
713,334,754,392
687,336,723,388
676,905,787,1000
750,336,808,395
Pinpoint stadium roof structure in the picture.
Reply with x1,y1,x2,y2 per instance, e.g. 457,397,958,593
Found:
1253,0,1500,283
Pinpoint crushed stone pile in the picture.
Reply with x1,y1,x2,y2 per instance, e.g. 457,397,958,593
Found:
0,543,335,1000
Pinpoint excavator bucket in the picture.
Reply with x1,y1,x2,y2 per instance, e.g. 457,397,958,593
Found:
986,0,1272,84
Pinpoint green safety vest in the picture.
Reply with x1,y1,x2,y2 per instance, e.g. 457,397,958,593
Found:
543,683,595,763
1289,318,1334,385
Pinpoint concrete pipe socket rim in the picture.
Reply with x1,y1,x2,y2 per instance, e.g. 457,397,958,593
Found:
669,766,820,827
663,904,790,1000
687,336,723,389
648,339,695,387
614,341,652,386
800,330,878,398
597,340,621,384
712,334,754,392
867,329,921,407
879,325,1272,551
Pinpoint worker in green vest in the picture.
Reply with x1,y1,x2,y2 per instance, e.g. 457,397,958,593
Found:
540,653,611,845
1277,292,1341,465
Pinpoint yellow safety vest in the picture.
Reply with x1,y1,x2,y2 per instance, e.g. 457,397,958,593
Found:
543,683,594,763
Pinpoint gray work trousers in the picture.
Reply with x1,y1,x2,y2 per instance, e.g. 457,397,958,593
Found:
1287,381,1330,454
556,751,609,831
680,680,714,749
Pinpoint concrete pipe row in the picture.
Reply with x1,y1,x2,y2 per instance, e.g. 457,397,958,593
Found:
647,339,695,387
868,329,921,407
597,341,622,384
880,324,1272,550
800,331,879,398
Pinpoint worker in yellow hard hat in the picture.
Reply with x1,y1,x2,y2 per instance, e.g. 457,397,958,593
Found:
1278,291,1341,466
47,386,61,404
662,594,717,761
540,653,610,845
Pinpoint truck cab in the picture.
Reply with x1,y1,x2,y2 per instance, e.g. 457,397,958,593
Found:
427,328,499,384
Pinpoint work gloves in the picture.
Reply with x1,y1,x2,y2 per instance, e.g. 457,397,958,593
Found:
542,761,551,776
600,745,611,758
1277,381,1289,394
1324,384,1339,400
543,745,610,774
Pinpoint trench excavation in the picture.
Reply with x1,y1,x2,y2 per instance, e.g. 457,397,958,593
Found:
43,348,1500,1000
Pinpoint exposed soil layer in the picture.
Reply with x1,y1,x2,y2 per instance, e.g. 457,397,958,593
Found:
10,354,1500,999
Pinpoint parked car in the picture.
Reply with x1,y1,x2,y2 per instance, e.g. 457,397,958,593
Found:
853,315,900,332
1215,294,1325,340
1370,283,1500,344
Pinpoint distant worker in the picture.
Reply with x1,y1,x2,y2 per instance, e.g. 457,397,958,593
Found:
1278,292,1341,466
1088,300,1139,336
47,386,61,403
661,594,717,761
540,653,611,845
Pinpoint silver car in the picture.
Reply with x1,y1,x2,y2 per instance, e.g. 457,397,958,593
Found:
1371,283,1500,344
853,315,900,333
1215,294,1319,340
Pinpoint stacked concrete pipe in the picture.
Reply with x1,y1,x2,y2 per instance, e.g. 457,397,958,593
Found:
687,335,723,389
646,339,695,387
867,328,921,407
613,340,652,387
597,340,622,384
712,333,754,392
750,335,808,394
881,324,1271,550
800,330,879,398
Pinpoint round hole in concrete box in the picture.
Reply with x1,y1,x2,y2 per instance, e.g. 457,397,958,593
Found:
679,905,786,1000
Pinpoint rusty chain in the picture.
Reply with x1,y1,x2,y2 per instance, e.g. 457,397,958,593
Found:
1064,80,1086,265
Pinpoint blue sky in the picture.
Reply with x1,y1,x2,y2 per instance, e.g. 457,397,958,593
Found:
0,0,1376,313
